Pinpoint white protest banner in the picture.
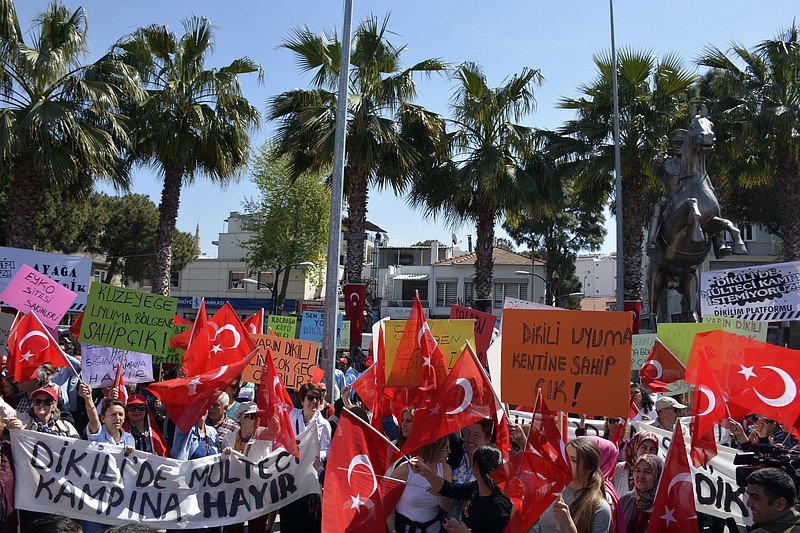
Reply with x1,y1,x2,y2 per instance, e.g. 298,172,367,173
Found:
80,344,154,386
0,246,92,312
647,423,750,526
701,261,800,321
11,425,321,529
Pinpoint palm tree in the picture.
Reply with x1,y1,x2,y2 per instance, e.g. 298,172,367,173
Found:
0,1,141,248
699,25,800,260
409,62,559,300
268,14,447,284
114,16,262,295
557,49,696,301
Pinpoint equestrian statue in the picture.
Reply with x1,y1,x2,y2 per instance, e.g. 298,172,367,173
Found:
646,104,747,326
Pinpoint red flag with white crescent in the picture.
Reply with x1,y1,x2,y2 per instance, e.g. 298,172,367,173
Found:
344,284,365,350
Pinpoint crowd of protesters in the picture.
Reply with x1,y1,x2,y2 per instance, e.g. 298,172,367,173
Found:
0,330,799,533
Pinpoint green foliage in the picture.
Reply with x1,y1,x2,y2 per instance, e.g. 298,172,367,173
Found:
0,0,143,248
243,144,330,303
115,15,262,294
269,14,447,283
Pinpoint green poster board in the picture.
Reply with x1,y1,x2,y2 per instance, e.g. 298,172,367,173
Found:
79,282,177,357
268,315,298,339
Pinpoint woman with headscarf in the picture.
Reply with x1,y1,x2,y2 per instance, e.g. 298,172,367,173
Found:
618,454,663,532
586,436,626,533
612,430,659,498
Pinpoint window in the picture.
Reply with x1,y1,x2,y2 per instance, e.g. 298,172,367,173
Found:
436,280,458,307
93,269,106,283
170,271,180,288
402,280,428,301
229,270,246,290
493,282,528,308
257,271,274,291
737,223,754,241
464,282,475,307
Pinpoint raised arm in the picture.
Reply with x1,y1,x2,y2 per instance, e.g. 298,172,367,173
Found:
78,382,100,435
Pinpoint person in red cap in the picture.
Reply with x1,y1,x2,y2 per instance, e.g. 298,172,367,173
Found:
123,394,169,456
7,387,78,437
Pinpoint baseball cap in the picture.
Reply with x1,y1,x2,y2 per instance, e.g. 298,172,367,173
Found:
655,396,687,411
338,357,349,364
127,394,147,406
32,388,58,403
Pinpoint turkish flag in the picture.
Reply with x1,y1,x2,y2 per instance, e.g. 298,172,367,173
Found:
648,423,697,533
148,349,257,433
344,284,365,350
113,353,129,405
243,309,264,336
387,292,448,388
181,301,257,376
7,311,70,382
255,346,298,457
641,339,686,393
321,410,404,532
493,391,572,531
352,323,393,433
69,311,84,338
399,343,494,455
690,349,726,466
687,331,800,428
173,314,193,326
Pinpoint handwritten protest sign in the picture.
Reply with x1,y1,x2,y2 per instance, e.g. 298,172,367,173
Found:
450,304,497,366
701,261,800,321
79,283,177,358
337,319,351,350
384,319,475,379
657,323,720,366
702,315,767,342
503,297,557,310
154,322,190,364
501,309,633,416
268,315,297,339
648,424,749,526
0,312,15,353
631,334,657,371
0,247,92,312
80,344,154,386
243,334,319,389
0,264,77,328
298,311,343,344
11,426,320,529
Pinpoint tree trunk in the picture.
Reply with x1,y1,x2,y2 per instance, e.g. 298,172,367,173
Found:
622,166,647,301
345,164,369,283
152,166,184,296
776,146,800,348
277,265,292,313
474,206,495,299
5,162,43,249
104,256,120,284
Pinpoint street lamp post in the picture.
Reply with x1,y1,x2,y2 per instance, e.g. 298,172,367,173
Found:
242,261,313,316
555,292,585,306
514,270,552,304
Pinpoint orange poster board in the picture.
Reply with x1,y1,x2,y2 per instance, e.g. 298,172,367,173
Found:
242,334,318,390
500,309,633,417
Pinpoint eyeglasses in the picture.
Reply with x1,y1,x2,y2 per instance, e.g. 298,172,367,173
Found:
608,418,620,424
128,405,147,412
305,395,320,402
242,413,256,420
33,398,55,407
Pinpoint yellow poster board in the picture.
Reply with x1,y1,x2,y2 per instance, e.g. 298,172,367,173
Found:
384,319,475,381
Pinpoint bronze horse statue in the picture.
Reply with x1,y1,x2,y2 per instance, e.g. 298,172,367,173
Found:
648,105,747,325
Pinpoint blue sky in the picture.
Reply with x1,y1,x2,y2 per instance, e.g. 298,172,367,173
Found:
16,1,800,256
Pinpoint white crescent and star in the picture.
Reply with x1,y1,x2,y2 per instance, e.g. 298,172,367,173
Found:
187,378,203,396
697,385,717,417
643,360,663,380
18,330,50,361
446,378,474,415
214,324,241,350
349,293,360,306
347,453,377,511
754,366,797,408
667,472,693,494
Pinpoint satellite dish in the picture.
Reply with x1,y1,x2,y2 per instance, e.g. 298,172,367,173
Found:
451,233,458,245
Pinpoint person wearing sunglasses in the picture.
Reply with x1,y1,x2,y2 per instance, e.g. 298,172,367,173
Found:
221,401,273,533
7,387,78,437
123,394,169,456
282,382,331,532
